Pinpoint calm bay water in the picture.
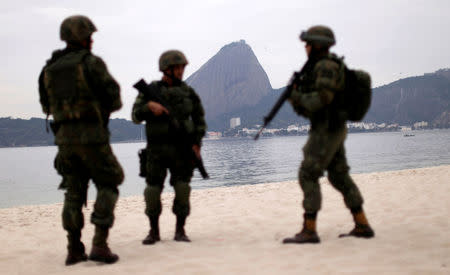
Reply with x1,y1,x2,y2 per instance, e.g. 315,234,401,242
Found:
0,129,449,208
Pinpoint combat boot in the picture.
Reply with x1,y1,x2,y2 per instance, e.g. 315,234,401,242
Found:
65,233,88,266
174,216,191,242
89,246,119,264
88,226,119,264
283,213,320,244
142,216,161,245
339,207,375,238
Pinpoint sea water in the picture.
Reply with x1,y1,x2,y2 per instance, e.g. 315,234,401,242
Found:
0,129,449,208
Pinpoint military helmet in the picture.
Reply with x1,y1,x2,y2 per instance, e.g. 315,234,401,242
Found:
300,25,335,47
60,15,97,43
159,50,188,71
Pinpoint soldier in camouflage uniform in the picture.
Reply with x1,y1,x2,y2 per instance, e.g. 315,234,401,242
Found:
132,50,206,244
38,15,124,264
283,26,374,244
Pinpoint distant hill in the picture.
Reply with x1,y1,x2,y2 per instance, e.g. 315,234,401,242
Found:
0,117,53,147
185,40,302,130
0,41,449,147
186,40,272,123
212,69,450,131
0,118,144,147
365,69,450,127
0,65,448,147
185,40,449,130
108,118,145,143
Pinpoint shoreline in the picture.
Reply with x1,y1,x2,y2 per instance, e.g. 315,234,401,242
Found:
1,165,449,274
0,128,448,149
1,164,450,210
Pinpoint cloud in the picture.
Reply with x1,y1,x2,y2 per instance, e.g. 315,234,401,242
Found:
1,0,450,119
32,7,77,19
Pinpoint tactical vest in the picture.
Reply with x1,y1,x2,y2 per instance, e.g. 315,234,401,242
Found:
43,50,103,124
144,81,196,142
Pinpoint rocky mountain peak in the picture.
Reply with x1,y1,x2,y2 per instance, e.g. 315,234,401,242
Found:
186,40,272,120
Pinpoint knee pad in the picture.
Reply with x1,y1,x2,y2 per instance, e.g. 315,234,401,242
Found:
90,186,118,228
172,182,191,217
174,182,191,197
96,187,119,211
144,185,162,202
300,160,323,183
144,185,162,217
62,197,84,232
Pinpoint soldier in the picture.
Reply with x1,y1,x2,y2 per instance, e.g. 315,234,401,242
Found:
38,15,124,264
132,50,207,244
283,26,375,244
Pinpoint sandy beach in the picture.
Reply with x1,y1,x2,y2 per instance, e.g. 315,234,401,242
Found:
1,165,449,275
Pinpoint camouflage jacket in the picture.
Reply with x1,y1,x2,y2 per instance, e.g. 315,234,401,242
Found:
288,53,346,129
132,81,206,146
38,47,122,144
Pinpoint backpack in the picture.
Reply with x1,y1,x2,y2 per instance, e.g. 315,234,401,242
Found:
342,66,372,121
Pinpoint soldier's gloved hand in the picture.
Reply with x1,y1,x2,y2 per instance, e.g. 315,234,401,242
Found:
147,101,169,116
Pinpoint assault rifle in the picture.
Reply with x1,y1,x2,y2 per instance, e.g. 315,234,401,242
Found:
133,79,209,179
254,59,313,140
254,71,301,140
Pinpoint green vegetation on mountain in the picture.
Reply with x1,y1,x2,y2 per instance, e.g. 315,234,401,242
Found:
365,70,450,127
0,118,144,147
214,69,450,130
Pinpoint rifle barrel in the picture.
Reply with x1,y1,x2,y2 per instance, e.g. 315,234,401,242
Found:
253,126,265,140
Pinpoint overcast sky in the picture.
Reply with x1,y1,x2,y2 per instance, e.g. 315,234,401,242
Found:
1,0,449,119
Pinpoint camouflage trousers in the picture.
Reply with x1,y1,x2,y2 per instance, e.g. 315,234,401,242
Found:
144,143,194,219
299,126,363,213
54,144,124,234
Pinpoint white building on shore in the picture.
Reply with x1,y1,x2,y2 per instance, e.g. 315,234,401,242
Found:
230,117,241,128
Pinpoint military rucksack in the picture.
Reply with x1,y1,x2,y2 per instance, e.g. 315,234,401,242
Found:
329,55,372,122
342,66,372,121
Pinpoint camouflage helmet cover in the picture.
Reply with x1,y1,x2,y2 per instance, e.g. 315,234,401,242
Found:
159,50,188,71
300,25,336,47
60,15,97,43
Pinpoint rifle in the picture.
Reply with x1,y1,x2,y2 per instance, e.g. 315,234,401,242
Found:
254,71,301,140
133,79,209,179
254,59,314,140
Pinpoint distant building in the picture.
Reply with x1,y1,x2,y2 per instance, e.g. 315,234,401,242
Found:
287,125,299,132
401,126,412,131
413,121,428,129
241,128,258,135
300,125,311,131
230,117,241,128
